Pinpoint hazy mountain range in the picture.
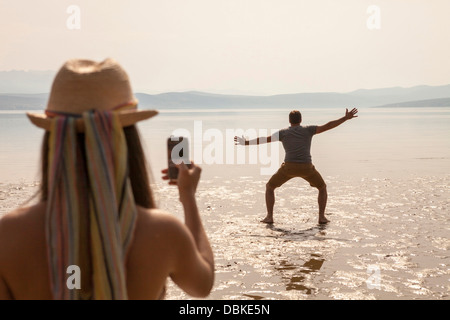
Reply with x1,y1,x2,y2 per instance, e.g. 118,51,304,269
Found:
1,71,450,110
0,70,55,94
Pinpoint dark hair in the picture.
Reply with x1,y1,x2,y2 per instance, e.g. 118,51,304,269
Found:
40,125,155,209
289,110,302,124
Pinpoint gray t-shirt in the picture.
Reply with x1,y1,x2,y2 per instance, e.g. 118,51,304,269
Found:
272,125,318,163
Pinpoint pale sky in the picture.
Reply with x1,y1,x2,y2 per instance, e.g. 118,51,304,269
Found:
1,0,449,95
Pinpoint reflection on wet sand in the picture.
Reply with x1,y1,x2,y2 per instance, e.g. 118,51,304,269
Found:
262,224,329,296
242,293,265,300
266,224,350,243
276,254,325,294
267,224,328,239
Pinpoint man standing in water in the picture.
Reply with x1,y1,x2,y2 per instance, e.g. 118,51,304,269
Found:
234,108,358,224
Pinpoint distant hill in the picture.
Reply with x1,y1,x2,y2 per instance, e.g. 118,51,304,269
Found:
0,70,55,94
134,91,358,109
0,93,48,110
1,84,450,110
372,97,450,108
134,84,450,109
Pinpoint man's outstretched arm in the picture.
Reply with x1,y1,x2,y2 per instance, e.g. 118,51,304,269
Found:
234,135,272,146
316,108,358,134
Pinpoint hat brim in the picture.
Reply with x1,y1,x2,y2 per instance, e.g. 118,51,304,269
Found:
27,109,158,132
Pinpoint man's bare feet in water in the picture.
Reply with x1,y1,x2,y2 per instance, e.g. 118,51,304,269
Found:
318,216,330,224
262,215,329,224
260,215,273,224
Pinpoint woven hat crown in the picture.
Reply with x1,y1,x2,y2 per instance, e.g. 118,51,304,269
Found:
47,58,135,114
27,58,158,131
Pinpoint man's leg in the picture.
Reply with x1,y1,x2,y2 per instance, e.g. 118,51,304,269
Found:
318,184,329,224
302,164,329,224
262,183,275,224
262,163,291,224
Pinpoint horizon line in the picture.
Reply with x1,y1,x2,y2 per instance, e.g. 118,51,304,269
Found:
1,83,450,97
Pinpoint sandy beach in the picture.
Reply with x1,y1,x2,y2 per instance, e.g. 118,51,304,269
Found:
2,172,448,300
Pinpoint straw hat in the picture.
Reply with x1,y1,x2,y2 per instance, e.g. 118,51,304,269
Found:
27,58,158,131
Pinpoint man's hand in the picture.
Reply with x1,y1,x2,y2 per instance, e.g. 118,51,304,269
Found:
234,135,246,145
316,107,359,134
345,108,358,120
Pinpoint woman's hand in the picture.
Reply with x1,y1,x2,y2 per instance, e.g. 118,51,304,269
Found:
161,161,201,202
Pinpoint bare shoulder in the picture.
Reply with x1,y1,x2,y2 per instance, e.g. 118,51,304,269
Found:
0,202,47,283
134,207,191,247
136,207,185,231
0,202,46,243
128,206,192,277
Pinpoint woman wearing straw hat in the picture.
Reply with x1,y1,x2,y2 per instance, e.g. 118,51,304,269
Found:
0,58,214,300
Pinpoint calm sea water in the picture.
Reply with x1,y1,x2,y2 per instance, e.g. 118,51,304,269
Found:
1,107,449,182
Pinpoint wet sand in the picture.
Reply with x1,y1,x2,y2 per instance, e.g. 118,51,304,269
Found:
160,174,450,300
1,174,449,300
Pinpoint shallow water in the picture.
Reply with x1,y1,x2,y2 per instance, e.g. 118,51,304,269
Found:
0,170,448,300
155,174,450,300
1,107,450,181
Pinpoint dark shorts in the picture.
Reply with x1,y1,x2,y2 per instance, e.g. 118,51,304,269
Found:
267,162,326,189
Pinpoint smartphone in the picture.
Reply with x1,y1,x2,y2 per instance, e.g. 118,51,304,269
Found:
167,136,190,182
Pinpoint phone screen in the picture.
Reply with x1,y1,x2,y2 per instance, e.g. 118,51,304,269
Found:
167,136,190,181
